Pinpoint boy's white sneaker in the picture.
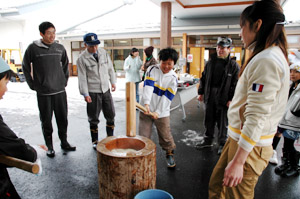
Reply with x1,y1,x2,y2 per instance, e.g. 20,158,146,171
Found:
269,150,278,165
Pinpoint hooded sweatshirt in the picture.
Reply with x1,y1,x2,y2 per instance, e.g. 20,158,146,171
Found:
22,40,69,95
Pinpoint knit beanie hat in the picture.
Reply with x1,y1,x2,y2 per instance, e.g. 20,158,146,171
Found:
144,46,154,57
290,62,300,72
0,57,10,73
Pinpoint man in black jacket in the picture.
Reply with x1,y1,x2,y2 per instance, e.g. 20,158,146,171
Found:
196,37,240,154
22,22,76,157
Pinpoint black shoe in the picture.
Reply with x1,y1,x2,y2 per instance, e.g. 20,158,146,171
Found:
61,143,76,151
166,150,176,168
92,141,98,150
46,149,55,158
44,135,54,157
275,163,291,175
217,145,224,155
196,139,213,150
281,166,300,177
275,150,291,175
281,151,300,177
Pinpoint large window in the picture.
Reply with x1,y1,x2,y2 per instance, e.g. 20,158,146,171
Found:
113,49,128,71
188,35,243,48
132,38,143,46
113,48,144,71
152,38,160,47
104,40,113,47
173,37,182,46
114,39,131,47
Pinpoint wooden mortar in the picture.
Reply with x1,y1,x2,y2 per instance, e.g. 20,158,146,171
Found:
97,82,156,199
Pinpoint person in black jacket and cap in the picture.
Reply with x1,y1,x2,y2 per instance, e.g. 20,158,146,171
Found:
196,37,240,154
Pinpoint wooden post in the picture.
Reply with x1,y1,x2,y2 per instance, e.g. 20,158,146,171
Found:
182,33,187,73
160,2,172,49
199,47,205,78
126,82,136,137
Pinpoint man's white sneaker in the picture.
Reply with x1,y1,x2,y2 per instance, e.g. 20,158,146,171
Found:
269,150,278,165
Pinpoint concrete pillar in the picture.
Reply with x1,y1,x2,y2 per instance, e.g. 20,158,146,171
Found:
160,2,172,49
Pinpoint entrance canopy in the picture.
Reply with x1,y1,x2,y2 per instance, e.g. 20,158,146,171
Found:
0,0,299,41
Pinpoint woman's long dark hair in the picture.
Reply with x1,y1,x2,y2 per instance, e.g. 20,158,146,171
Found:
239,0,288,76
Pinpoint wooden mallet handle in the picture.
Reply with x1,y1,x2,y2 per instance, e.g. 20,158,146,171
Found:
126,82,136,137
0,154,40,174
136,102,155,117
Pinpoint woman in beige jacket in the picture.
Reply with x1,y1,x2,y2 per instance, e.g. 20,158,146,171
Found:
209,1,290,198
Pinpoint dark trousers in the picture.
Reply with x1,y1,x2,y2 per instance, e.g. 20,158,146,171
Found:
87,91,115,130
37,92,68,140
0,168,21,199
204,88,228,145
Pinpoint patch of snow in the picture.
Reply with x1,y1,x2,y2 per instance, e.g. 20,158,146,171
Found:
180,130,204,146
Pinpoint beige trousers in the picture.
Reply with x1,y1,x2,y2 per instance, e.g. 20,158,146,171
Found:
139,112,176,151
209,137,273,199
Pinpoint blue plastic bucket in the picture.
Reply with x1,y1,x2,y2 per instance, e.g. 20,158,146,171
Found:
134,189,174,199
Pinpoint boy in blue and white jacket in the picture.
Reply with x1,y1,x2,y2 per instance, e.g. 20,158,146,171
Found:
139,48,178,168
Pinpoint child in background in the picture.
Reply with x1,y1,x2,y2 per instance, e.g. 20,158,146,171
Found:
270,50,300,165
0,57,43,199
141,46,158,81
124,48,143,103
138,47,178,168
274,62,300,177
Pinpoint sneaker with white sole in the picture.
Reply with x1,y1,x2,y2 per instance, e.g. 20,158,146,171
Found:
269,150,278,165
166,150,176,168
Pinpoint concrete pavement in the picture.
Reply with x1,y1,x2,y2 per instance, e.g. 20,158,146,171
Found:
2,77,300,199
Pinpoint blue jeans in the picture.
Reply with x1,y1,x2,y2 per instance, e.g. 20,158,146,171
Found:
282,129,300,140
135,82,140,103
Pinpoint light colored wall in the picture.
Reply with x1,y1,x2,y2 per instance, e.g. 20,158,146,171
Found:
0,21,71,62
0,21,25,50
0,20,72,63
0,20,43,55
59,40,72,63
